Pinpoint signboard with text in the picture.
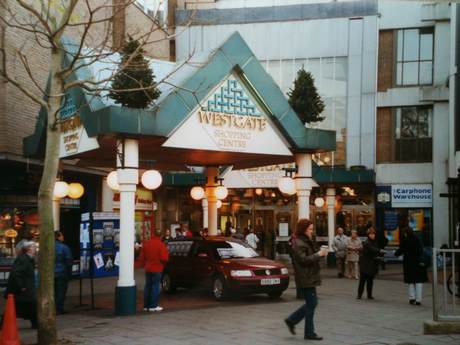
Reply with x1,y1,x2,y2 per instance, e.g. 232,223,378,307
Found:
391,184,432,208
59,94,99,158
162,75,292,156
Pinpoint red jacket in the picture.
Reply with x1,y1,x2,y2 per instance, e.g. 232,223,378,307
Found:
137,237,169,273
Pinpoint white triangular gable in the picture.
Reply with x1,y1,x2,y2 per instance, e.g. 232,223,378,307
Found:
162,75,292,156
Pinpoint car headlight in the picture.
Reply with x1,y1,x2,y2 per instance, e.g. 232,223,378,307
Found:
281,267,289,275
230,270,253,277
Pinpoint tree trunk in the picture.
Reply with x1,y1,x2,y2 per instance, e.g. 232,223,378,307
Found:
37,50,64,345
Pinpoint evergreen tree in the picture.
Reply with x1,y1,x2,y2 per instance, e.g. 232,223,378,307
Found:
287,68,325,124
109,37,160,108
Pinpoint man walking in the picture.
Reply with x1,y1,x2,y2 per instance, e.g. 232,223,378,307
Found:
138,228,169,312
245,228,259,250
332,227,348,278
54,231,73,315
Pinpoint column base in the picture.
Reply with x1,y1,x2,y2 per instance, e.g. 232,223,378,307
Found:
115,285,137,316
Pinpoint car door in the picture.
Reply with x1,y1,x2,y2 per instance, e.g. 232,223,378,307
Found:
188,241,214,287
167,240,194,287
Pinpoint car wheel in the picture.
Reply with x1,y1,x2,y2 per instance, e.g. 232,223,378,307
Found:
212,276,228,301
161,273,176,293
267,290,283,299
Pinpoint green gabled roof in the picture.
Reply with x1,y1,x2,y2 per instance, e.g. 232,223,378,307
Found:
24,32,335,158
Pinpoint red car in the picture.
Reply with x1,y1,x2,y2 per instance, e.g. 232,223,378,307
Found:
161,237,290,300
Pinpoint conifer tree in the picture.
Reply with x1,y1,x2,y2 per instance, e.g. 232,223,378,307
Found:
287,68,325,124
109,37,160,108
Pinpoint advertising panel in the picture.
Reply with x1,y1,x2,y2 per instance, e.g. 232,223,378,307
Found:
80,212,120,278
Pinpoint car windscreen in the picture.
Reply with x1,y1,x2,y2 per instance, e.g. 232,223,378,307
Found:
212,240,259,259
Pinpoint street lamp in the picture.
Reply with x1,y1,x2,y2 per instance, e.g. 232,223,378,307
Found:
141,170,162,190
107,171,120,191
314,197,325,208
191,186,205,200
53,181,69,199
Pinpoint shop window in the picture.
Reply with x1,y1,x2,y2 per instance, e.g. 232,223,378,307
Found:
394,106,432,162
395,27,434,86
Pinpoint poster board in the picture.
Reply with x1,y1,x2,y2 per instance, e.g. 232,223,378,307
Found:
80,212,120,278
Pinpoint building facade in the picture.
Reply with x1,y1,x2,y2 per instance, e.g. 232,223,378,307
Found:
173,0,456,248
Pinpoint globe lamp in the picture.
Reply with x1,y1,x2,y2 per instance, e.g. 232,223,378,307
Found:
68,183,84,199
53,181,69,199
106,171,119,191
141,170,162,190
190,186,205,200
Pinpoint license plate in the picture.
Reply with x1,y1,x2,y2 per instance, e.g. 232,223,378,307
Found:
261,278,280,286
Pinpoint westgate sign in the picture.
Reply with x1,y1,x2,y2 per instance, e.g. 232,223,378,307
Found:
59,94,99,158
163,75,291,156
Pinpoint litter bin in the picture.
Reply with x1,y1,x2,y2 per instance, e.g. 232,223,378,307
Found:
327,252,336,267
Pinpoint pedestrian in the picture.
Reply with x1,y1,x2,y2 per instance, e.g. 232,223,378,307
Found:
245,228,259,250
357,228,384,300
377,230,389,270
284,219,327,341
161,228,172,243
288,232,302,299
5,241,38,329
332,227,348,278
346,230,362,279
54,231,73,314
394,226,428,305
137,228,169,312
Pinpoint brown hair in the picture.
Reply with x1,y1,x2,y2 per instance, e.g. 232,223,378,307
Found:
367,227,376,236
296,219,313,237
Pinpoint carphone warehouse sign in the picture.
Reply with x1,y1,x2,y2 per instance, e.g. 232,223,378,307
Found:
391,184,432,208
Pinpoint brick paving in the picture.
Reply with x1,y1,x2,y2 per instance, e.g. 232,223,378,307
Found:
12,265,460,345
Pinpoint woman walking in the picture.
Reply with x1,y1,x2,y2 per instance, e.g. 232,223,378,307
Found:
357,228,383,300
395,226,428,305
284,219,328,341
5,241,38,328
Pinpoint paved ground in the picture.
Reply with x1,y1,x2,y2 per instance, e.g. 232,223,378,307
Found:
12,265,460,345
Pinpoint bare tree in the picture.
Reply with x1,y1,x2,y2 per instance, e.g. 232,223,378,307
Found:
0,1,191,344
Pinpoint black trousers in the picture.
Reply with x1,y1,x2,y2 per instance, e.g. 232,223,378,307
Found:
357,272,375,298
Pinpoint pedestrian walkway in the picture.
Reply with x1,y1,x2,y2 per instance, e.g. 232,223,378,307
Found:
15,266,460,344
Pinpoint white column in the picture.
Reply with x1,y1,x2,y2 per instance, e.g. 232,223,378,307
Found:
295,153,312,220
116,139,138,287
327,187,336,250
52,198,60,231
202,198,208,229
206,167,218,236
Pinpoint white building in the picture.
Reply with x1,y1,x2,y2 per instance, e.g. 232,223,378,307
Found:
172,0,457,248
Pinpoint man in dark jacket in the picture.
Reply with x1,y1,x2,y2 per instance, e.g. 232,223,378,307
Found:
54,231,73,314
395,227,428,305
138,229,169,312
285,219,327,341
6,241,37,328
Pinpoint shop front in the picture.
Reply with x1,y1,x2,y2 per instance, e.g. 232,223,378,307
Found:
375,184,433,250
24,32,336,314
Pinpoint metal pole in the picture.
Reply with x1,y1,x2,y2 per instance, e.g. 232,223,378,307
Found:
432,247,438,321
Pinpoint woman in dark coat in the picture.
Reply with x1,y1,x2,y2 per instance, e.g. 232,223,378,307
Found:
395,227,428,305
284,219,328,340
357,228,383,299
5,241,38,328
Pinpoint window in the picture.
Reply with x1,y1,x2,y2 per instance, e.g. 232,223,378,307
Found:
394,106,432,162
396,27,434,86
